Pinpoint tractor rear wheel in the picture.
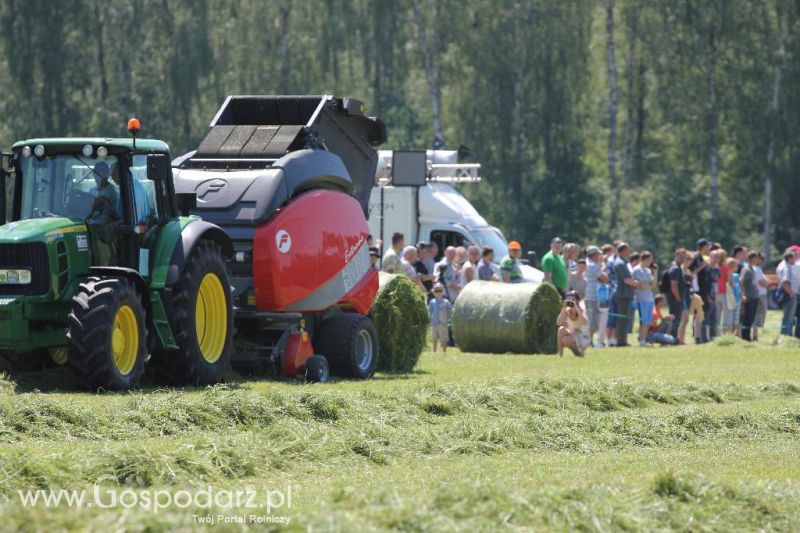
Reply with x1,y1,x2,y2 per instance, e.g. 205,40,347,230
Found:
67,276,147,390
316,314,378,379
148,240,233,386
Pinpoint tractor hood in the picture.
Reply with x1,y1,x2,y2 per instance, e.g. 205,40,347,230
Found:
0,218,85,242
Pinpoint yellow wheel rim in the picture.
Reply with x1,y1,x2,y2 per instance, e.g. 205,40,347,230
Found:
49,346,68,365
112,305,139,375
196,273,227,363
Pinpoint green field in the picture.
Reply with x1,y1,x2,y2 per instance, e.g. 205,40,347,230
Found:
1,312,799,531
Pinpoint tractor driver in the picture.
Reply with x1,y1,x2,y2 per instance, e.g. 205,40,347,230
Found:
87,161,121,265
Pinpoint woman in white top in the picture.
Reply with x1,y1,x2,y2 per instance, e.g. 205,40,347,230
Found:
556,290,590,357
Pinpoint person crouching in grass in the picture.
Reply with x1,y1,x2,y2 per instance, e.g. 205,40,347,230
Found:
428,283,453,353
646,295,677,345
557,290,590,357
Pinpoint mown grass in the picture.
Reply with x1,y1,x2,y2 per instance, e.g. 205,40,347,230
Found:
0,311,798,531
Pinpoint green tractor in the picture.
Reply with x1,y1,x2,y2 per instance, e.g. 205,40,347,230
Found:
0,120,235,390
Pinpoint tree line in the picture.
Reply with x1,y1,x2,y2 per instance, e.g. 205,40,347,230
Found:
0,0,797,264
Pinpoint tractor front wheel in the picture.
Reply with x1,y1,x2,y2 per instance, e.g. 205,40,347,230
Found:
148,240,233,386
67,277,147,390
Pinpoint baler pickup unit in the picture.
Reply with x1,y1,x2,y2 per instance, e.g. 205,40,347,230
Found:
176,95,386,214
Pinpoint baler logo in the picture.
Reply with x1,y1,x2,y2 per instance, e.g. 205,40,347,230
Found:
275,230,292,254
195,179,227,202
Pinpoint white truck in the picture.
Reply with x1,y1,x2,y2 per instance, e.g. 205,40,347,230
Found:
368,150,542,282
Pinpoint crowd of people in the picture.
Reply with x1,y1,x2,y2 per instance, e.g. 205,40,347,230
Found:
370,231,509,304
546,238,800,357
368,231,800,357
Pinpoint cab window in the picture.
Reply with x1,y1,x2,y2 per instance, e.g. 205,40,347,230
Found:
18,154,119,221
131,155,159,224
430,230,470,261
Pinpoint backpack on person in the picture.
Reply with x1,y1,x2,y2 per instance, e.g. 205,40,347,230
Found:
771,287,791,308
659,270,671,295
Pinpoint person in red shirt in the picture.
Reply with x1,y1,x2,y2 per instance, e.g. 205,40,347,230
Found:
715,250,729,334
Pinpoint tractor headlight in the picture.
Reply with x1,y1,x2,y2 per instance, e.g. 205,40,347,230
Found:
21,146,32,158
82,144,93,157
0,269,32,285
96,146,108,159
33,144,45,158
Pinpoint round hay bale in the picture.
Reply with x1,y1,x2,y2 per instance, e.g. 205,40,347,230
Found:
369,272,428,373
452,281,561,354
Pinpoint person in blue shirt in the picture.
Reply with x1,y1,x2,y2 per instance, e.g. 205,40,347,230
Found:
604,241,632,345
729,258,742,335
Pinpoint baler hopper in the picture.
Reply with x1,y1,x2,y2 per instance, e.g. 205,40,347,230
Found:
173,95,386,381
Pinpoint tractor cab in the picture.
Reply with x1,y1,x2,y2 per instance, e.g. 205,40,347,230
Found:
3,125,175,271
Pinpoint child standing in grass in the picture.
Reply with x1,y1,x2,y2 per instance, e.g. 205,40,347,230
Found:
740,251,760,342
428,283,453,353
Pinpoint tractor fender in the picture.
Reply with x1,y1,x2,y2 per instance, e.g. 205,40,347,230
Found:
89,266,155,347
165,220,233,286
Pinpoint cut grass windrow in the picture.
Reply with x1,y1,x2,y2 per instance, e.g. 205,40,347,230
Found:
0,380,798,494
1,378,798,443
2,453,799,532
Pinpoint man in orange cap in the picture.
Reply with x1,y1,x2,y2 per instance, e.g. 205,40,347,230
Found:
500,241,524,283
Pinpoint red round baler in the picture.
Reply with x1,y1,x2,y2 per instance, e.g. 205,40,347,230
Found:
173,95,386,381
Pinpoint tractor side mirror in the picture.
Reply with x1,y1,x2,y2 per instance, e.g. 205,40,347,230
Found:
0,168,5,224
146,153,171,182
175,193,197,216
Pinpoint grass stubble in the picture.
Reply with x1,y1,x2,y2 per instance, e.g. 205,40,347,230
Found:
0,318,798,531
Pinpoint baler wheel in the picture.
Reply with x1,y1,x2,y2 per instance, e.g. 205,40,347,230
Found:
305,355,330,383
316,314,378,379
67,276,147,390
148,240,233,386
